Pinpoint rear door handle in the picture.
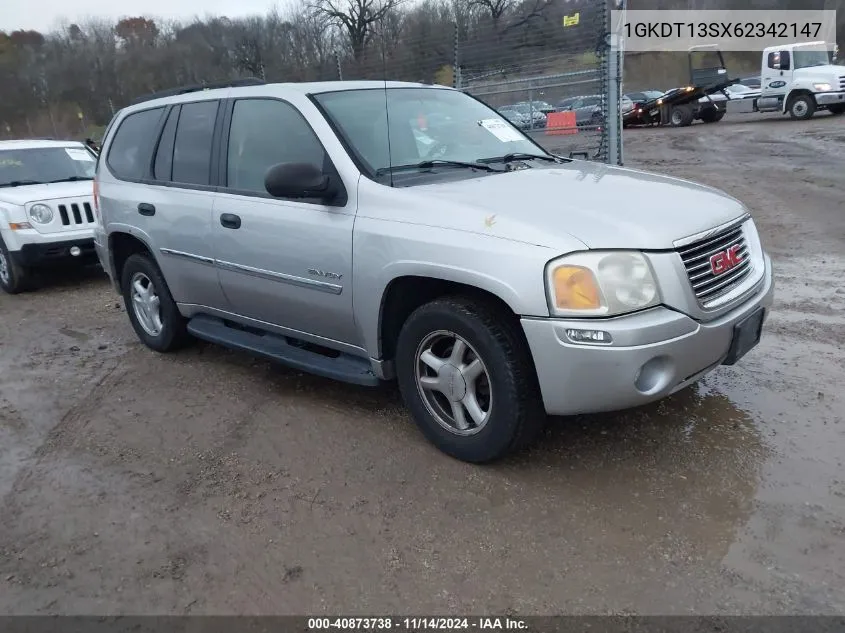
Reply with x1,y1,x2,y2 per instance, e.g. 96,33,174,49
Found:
138,203,155,216
220,213,241,229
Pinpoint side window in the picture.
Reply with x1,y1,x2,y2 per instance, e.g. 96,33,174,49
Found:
226,99,327,195
153,106,179,182
172,100,218,186
106,107,164,180
780,51,791,70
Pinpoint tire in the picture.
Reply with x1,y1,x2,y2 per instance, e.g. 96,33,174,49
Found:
788,94,816,120
0,235,31,295
699,107,724,123
669,105,694,127
121,253,190,352
395,296,545,463
828,104,845,115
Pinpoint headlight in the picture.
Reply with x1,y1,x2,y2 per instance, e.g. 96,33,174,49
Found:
814,83,832,92
28,203,53,224
545,251,660,317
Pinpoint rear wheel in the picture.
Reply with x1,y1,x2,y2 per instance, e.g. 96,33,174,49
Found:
669,105,694,127
788,94,816,120
0,236,31,295
121,253,190,352
395,296,545,463
699,107,724,123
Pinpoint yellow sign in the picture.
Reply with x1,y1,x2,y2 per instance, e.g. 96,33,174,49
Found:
563,12,580,27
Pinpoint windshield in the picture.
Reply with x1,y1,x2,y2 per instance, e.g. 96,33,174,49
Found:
315,87,546,180
793,46,832,69
0,146,95,187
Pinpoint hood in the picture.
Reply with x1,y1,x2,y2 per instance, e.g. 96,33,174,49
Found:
405,161,748,251
794,64,843,83
0,181,93,206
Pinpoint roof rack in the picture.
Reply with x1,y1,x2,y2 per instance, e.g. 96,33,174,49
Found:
129,77,266,106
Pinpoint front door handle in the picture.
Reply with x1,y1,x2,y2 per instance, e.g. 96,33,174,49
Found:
138,203,155,216
220,213,241,229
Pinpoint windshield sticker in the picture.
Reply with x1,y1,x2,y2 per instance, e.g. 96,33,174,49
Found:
65,148,95,162
478,118,524,142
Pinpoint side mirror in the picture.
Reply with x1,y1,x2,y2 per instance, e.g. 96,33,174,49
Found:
264,162,338,201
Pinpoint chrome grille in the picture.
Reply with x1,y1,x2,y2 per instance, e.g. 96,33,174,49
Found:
839,75,845,90
677,223,752,306
58,202,95,226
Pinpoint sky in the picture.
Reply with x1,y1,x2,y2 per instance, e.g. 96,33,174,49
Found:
1,0,291,33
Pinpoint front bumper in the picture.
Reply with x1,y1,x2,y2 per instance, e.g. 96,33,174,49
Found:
816,91,845,107
10,237,97,267
521,255,774,416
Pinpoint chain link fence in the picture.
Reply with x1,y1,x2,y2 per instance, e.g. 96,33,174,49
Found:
338,1,621,165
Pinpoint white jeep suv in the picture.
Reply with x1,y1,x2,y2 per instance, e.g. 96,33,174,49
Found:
0,139,98,294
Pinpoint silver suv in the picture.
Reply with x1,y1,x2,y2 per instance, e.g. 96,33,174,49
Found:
94,80,774,463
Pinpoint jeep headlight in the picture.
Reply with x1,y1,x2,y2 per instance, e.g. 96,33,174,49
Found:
28,203,53,224
545,251,660,317
814,83,832,92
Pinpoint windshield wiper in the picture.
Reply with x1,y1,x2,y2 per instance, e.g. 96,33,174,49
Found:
45,176,93,183
477,152,562,164
375,159,501,176
0,180,44,188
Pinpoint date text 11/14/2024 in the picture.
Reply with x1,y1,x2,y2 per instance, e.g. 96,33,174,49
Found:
307,617,530,630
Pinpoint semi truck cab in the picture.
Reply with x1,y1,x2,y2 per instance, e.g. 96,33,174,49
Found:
732,41,845,119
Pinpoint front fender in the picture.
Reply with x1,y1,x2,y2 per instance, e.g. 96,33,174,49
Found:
0,204,25,250
352,216,558,359
782,86,817,113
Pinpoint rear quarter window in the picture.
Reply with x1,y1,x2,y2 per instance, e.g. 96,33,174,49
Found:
105,107,165,180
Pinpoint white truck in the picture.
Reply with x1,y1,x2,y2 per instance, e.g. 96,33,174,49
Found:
727,41,845,120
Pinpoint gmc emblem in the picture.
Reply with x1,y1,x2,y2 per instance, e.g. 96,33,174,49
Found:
709,244,743,276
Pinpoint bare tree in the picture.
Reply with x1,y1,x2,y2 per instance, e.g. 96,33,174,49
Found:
310,0,407,60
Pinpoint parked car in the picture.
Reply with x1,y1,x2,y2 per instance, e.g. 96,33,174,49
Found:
0,139,99,294
514,100,556,115
558,95,605,128
505,103,547,128
94,79,774,463
556,97,578,111
497,106,532,130
738,76,762,89
625,90,665,110
723,83,761,99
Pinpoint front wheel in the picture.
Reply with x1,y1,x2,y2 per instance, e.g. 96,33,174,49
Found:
788,94,816,120
0,236,31,294
395,296,545,463
121,253,190,352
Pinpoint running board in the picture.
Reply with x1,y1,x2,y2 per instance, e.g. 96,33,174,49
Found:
187,315,380,387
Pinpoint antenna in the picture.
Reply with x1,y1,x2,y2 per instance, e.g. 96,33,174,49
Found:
378,22,395,188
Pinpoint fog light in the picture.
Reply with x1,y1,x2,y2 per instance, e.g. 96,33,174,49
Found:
565,328,613,345
70,246,81,257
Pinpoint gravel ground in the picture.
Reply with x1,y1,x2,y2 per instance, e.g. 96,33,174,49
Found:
1,113,843,615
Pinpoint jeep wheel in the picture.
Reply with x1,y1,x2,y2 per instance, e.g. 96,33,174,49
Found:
121,253,190,352
788,94,816,120
0,236,31,294
395,296,545,463
669,105,694,127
